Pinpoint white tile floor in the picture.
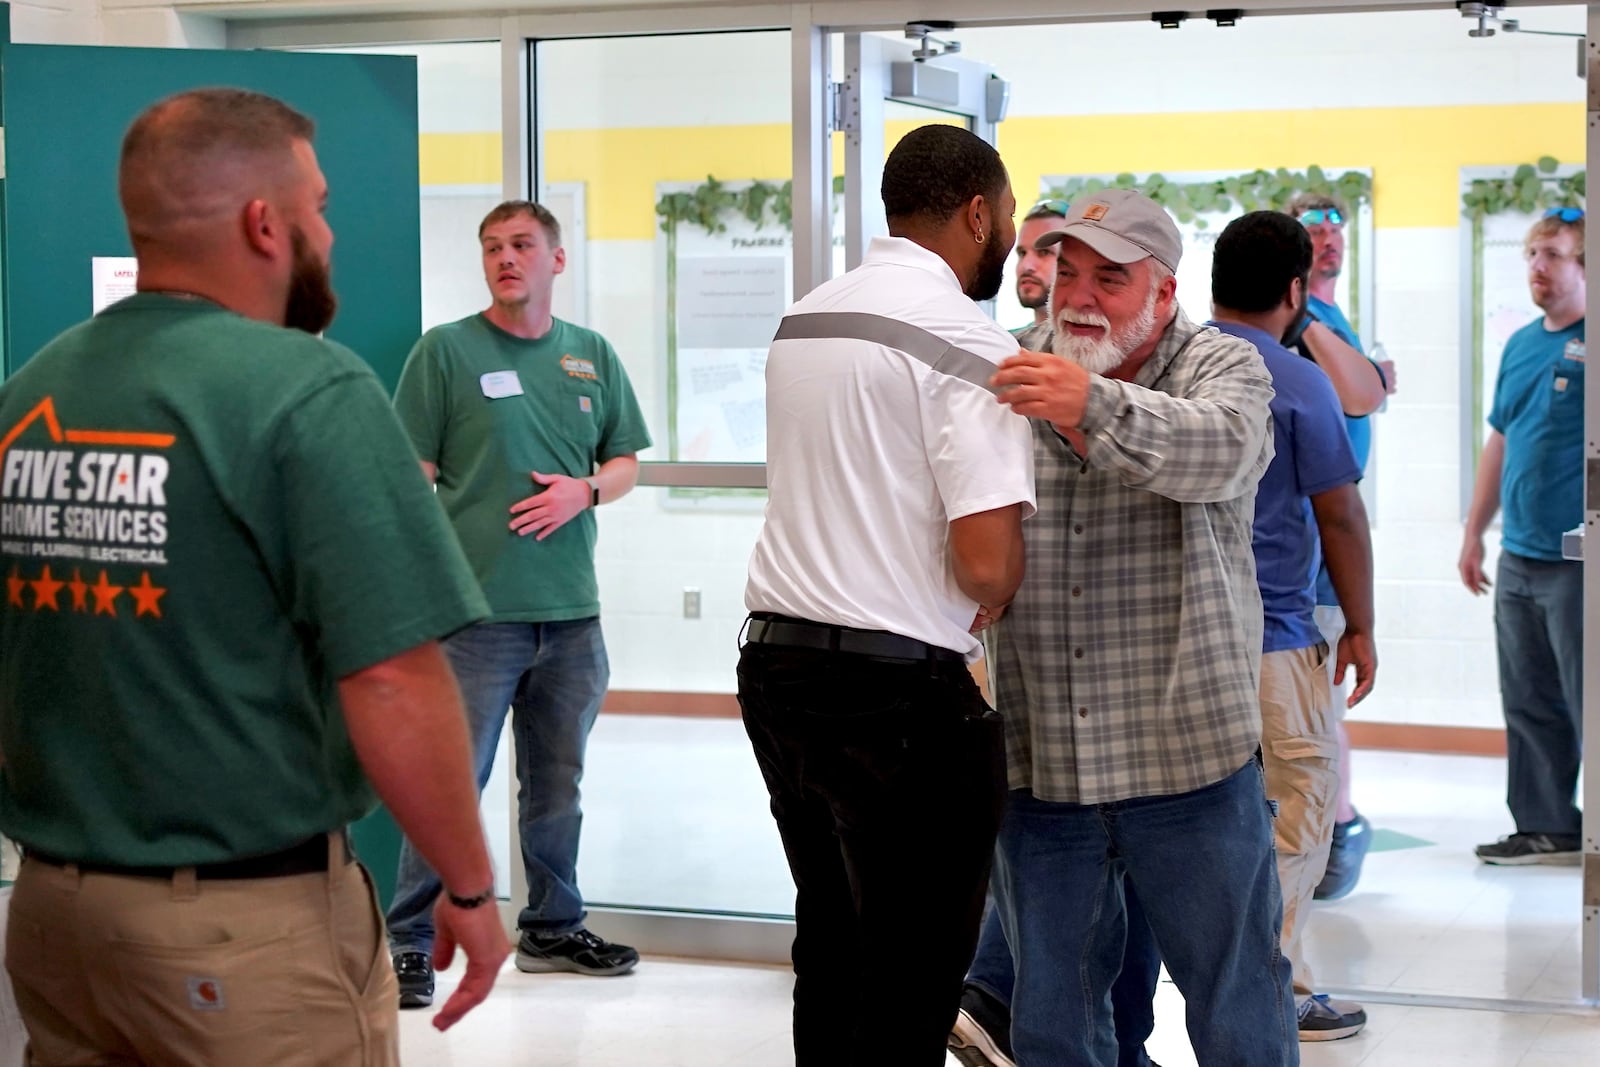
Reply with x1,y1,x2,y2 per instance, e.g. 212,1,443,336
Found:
574,719,1590,1004
435,719,1600,1064
400,957,1600,1066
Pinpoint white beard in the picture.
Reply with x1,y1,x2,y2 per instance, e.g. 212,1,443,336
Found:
1050,286,1160,375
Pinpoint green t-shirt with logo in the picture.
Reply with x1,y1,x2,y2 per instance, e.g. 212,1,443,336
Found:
393,314,652,621
0,293,489,867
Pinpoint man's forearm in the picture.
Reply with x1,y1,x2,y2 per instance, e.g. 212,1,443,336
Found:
1464,432,1505,541
1314,487,1375,636
950,504,1026,607
1302,321,1385,416
591,455,639,506
340,642,494,896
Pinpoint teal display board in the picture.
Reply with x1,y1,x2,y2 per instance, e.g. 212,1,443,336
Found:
0,44,422,392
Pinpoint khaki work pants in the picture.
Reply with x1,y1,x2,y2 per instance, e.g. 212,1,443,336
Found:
5,835,399,1067
1259,643,1340,997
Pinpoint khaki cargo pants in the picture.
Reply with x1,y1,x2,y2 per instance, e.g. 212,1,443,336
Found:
1259,642,1340,997
5,835,399,1066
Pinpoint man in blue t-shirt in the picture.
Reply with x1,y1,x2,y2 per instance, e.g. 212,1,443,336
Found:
1460,210,1586,866
1285,192,1393,902
1209,210,1377,1042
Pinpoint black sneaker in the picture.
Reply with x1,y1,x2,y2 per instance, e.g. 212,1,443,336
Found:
393,950,433,1009
1475,832,1582,866
1297,993,1366,1041
1314,813,1373,900
948,984,1015,1067
515,927,639,976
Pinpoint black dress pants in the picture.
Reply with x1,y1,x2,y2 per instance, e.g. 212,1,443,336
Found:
737,637,1006,1066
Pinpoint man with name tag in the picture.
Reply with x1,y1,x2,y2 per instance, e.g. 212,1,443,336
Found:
1459,207,1587,867
739,124,1035,1065
387,200,652,1006
0,88,506,1066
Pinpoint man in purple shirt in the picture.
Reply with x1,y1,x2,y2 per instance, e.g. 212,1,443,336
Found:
1210,210,1377,1043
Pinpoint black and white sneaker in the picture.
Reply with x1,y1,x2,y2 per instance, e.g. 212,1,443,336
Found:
948,984,1015,1067
393,950,434,1009
1475,832,1582,866
515,927,639,976
1298,993,1367,1041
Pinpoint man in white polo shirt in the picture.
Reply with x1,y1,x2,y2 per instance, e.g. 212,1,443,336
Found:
739,124,1036,1066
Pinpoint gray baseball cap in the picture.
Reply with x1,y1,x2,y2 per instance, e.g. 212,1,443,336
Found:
1035,188,1183,273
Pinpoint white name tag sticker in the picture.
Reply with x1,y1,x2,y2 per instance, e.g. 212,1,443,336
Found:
480,371,524,399
1564,339,1586,362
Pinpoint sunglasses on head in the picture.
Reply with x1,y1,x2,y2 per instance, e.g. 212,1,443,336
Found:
1298,208,1344,227
1544,207,1584,222
1027,198,1072,219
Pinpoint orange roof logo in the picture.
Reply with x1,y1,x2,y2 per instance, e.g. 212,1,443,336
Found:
0,396,175,457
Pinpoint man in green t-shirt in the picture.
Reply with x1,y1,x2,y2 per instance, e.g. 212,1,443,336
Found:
388,200,652,1005
0,89,509,1065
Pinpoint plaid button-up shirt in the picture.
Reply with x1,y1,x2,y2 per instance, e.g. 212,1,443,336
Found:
992,309,1275,804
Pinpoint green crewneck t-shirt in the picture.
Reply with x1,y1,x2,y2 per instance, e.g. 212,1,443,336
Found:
0,293,489,867
393,314,652,622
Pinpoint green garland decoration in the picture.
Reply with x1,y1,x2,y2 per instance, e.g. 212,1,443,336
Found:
1042,166,1372,228
1461,159,1585,467
654,177,854,236
1045,168,1373,336
654,176,837,466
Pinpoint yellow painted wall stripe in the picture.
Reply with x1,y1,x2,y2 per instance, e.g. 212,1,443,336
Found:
418,131,501,186
418,102,1584,240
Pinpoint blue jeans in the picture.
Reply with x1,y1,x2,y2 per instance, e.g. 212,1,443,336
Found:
993,763,1297,1067
1496,552,1584,837
968,875,1163,1066
386,619,609,953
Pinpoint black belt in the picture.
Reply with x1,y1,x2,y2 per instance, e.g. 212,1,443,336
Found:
25,831,349,881
745,613,962,664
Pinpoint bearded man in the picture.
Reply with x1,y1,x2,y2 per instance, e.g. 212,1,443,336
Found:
973,190,1295,1067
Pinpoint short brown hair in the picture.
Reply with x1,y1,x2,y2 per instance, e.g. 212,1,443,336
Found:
1525,212,1586,268
478,200,562,245
119,88,316,248
1285,192,1347,221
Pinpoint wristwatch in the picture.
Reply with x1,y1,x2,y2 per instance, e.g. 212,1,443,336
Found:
446,886,496,909
586,477,600,509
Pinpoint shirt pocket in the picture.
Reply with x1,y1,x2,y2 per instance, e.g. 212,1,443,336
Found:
554,377,602,454
1549,363,1585,416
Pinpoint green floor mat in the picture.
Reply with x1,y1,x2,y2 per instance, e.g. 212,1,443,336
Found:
1368,827,1435,853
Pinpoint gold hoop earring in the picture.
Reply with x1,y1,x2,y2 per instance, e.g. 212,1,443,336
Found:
975,230,985,245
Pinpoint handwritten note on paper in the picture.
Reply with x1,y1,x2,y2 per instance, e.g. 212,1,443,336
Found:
677,257,787,350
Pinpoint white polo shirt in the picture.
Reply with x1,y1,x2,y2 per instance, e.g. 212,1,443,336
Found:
745,236,1036,660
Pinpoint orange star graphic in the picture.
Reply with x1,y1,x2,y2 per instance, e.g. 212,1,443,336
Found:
68,569,88,612
90,570,124,617
5,567,24,609
128,572,167,619
30,565,64,611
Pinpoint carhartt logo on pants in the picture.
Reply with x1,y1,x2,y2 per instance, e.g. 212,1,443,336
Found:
187,977,225,1011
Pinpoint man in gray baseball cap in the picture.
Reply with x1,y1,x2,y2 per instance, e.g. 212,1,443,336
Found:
951,188,1293,1066
1033,187,1184,273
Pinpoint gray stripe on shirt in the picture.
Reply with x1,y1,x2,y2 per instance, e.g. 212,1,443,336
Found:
773,312,1005,396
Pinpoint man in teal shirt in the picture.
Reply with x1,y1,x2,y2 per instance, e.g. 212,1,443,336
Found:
388,201,653,1006
1460,209,1586,866
1286,193,1391,901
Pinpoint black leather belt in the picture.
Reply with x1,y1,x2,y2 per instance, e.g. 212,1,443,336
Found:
745,613,962,664
26,831,349,881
